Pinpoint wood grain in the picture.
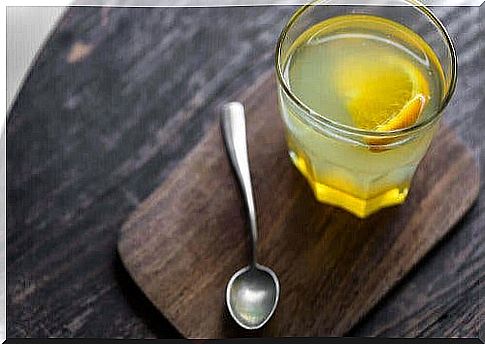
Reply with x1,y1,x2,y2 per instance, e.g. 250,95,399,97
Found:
117,73,479,338
7,6,484,338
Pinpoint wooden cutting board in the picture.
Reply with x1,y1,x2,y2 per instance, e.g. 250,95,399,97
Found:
117,72,479,338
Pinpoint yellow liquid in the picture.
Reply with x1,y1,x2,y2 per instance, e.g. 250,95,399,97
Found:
279,14,445,217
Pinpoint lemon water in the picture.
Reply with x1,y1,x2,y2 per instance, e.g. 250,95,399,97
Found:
278,14,445,217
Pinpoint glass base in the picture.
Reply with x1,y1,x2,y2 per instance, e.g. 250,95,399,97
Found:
289,149,408,218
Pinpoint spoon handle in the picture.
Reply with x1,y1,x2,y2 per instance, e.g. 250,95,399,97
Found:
221,102,258,266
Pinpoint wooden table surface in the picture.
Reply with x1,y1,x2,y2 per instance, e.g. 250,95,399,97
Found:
7,6,484,338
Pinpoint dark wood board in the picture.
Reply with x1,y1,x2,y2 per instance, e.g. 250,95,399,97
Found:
117,72,479,338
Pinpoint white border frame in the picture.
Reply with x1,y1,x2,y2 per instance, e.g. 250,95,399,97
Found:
2,1,483,342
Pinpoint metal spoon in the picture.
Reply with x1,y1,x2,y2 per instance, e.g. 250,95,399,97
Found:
221,102,280,330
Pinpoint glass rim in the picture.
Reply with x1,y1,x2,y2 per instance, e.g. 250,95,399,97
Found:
274,0,458,138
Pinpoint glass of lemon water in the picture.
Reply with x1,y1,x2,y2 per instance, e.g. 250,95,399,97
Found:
275,0,457,218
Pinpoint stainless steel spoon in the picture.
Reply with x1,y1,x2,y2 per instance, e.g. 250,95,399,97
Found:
221,102,280,330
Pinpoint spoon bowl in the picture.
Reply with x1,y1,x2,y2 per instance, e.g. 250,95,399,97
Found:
226,264,280,330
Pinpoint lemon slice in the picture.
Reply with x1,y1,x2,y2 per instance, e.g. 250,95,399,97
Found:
336,55,430,149
375,94,426,132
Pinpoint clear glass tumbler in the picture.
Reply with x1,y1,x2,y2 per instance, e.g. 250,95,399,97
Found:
275,0,457,218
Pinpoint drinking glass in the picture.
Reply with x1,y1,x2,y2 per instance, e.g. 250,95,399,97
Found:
275,0,457,218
